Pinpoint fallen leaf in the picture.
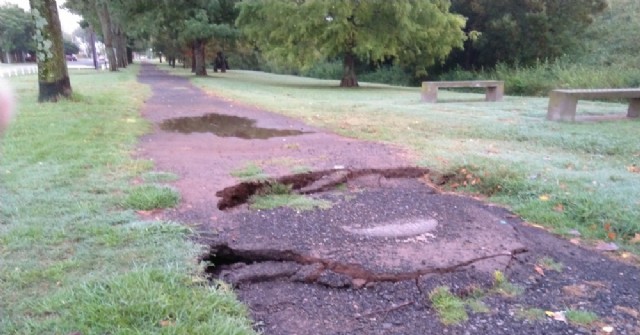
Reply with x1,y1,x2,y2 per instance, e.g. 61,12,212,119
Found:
615,305,639,318
159,320,175,327
569,238,581,245
539,195,550,201
568,229,581,236
534,265,545,276
545,311,567,323
627,165,640,173
607,231,617,240
562,284,588,297
137,210,153,216
595,241,619,252
630,233,640,244
553,203,564,212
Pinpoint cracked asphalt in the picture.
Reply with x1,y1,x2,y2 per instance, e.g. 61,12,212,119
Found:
137,63,640,335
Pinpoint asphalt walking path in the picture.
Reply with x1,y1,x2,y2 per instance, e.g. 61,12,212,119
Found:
137,63,640,335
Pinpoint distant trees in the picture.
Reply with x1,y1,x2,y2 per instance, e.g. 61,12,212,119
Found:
447,0,608,70
237,0,467,87
178,0,239,75
65,0,131,71
0,4,35,63
63,39,80,56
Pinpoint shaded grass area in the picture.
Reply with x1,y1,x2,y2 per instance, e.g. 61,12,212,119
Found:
0,69,254,334
166,67,640,250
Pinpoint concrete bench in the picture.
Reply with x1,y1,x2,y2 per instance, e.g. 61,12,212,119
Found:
547,88,640,121
421,80,504,103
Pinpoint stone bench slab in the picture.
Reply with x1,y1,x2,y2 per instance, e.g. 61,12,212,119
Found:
421,80,504,103
547,88,640,121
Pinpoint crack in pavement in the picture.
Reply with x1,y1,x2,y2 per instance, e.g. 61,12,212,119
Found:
206,244,528,289
215,167,431,210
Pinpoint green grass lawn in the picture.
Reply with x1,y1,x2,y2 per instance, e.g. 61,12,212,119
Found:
168,67,639,250
0,67,254,334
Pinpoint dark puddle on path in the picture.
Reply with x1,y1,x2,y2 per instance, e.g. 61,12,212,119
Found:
160,113,309,139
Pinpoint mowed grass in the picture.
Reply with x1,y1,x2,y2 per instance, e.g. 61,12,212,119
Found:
168,67,640,250
0,69,254,334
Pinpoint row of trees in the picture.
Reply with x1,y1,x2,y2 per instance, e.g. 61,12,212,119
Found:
27,0,610,101
0,4,81,64
0,4,35,63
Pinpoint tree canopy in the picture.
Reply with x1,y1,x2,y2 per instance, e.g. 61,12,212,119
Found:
237,0,467,87
447,0,608,69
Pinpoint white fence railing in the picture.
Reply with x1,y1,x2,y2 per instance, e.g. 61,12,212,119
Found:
0,66,38,78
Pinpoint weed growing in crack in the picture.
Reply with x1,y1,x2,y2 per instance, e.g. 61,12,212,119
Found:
515,307,546,321
492,271,523,297
537,256,564,272
467,299,490,313
566,310,598,325
124,184,180,210
231,163,268,181
249,183,332,211
429,286,468,325
291,165,312,174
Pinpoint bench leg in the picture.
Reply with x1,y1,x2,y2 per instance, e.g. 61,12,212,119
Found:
485,83,504,102
547,92,578,122
421,83,438,103
628,98,640,118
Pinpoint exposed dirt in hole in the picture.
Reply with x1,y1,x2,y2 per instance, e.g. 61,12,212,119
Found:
215,167,430,210
137,64,640,335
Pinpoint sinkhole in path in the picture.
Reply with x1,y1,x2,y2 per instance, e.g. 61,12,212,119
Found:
205,166,529,289
160,113,309,139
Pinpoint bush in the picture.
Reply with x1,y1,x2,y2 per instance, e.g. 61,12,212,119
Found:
437,58,640,96
302,60,343,80
358,64,413,86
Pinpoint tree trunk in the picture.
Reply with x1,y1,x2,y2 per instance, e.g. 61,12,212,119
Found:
340,52,358,87
126,46,133,64
113,26,127,68
194,39,207,76
95,0,117,71
214,51,228,73
29,0,72,102
89,26,98,69
191,42,196,73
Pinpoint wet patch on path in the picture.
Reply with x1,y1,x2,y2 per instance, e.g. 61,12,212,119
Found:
160,113,309,139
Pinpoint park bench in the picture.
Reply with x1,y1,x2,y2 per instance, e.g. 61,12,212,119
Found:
547,88,640,121
421,80,504,103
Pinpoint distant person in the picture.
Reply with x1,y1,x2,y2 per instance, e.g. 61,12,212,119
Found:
0,78,15,134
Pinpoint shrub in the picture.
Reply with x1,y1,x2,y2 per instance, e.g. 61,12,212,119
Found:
358,65,413,86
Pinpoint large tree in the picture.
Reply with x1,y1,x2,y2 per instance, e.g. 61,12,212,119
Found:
448,0,608,69
29,0,72,102
237,0,467,87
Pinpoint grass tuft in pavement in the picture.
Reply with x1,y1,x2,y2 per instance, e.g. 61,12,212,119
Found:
249,182,332,211
428,286,469,325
